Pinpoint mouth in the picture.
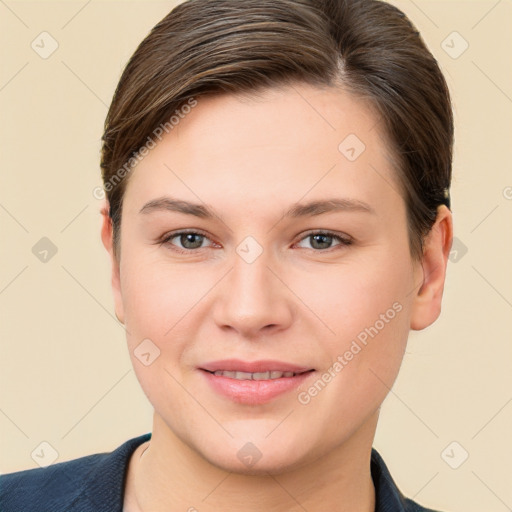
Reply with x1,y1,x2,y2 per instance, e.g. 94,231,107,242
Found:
203,369,310,380
198,359,316,404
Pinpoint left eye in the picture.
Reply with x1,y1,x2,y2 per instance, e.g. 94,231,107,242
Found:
295,232,352,251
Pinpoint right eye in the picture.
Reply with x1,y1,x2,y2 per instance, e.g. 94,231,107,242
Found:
160,230,218,254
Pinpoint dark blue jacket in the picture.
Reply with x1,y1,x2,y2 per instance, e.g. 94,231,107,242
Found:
0,432,444,511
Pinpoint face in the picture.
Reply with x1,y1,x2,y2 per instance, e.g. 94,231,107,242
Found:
103,83,447,474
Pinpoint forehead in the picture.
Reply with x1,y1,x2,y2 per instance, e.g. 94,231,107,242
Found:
123,83,402,219
165,84,382,160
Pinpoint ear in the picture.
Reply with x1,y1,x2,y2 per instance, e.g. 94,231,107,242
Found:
410,205,453,331
100,201,125,325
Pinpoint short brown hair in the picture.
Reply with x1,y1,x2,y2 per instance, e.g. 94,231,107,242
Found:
100,0,453,260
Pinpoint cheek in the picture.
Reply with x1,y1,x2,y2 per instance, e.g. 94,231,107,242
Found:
119,258,199,405
306,247,413,386
307,249,412,339
119,251,220,389
120,252,204,339
293,263,411,445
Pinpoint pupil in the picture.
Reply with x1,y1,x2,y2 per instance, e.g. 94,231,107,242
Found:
312,234,331,249
182,233,202,249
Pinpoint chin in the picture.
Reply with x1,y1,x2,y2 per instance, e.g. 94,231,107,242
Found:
193,433,316,476
206,450,307,476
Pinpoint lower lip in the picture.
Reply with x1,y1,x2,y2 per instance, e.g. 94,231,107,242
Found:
200,370,314,405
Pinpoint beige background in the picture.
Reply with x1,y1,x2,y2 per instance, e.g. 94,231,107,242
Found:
0,1,511,510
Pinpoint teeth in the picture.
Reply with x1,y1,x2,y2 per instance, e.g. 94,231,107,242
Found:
252,371,270,380
213,370,236,378
235,371,253,380
212,370,297,380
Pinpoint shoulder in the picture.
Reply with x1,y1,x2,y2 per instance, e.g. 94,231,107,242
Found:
0,452,107,511
0,432,151,512
371,448,448,512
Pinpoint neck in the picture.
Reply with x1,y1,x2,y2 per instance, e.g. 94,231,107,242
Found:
127,411,378,512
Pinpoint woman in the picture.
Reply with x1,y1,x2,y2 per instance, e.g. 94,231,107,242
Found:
0,0,453,510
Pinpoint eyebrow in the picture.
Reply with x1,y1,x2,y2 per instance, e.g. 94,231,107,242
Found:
139,196,375,219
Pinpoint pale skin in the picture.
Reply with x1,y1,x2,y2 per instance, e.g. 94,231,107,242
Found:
100,83,453,512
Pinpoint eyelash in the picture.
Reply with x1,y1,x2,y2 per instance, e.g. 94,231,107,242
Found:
158,229,353,255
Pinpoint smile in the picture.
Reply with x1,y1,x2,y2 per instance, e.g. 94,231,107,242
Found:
199,360,316,404
208,370,302,380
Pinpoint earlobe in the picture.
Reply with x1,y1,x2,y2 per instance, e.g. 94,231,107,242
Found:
410,205,453,331
100,201,125,325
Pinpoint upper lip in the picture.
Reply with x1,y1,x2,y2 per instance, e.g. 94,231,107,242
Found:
200,359,313,374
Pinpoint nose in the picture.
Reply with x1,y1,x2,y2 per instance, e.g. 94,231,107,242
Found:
212,249,294,339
